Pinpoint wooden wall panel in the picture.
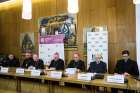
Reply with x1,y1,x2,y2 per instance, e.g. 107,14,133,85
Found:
0,0,136,73
116,0,136,60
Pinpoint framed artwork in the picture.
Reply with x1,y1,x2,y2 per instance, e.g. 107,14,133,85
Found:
38,14,77,49
20,32,34,53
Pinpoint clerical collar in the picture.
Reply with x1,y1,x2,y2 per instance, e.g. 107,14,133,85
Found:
96,61,100,64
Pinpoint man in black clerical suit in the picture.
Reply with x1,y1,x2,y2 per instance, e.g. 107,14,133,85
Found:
67,52,85,72
112,50,139,93
31,54,44,69
21,52,33,68
114,50,139,76
88,53,107,73
49,52,64,70
2,54,20,67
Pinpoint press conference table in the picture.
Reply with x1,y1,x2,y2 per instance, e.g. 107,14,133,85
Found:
0,68,140,93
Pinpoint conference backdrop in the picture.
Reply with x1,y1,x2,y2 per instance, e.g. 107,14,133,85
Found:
87,29,108,70
39,34,65,65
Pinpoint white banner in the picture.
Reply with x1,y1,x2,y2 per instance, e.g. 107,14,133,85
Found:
87,31,108,70
39,35,65,65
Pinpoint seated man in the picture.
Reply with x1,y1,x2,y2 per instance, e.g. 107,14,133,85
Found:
112,50,139,93
21,52,33,68
49,52,64,70
88,53,107,73
67,52,85,72
114,50,139,76
29,53,44,69
2,54,20,67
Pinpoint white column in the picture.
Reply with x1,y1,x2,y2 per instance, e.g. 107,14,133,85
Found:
136,4,140,73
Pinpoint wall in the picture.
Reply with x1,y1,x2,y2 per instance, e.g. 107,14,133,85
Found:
0,0,136,73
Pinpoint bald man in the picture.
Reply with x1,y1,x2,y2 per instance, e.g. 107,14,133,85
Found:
49,52,64,70
88,53,107,73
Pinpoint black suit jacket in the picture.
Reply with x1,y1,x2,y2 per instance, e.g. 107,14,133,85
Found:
49,59,64,70
67,60,85,72
21,58,33,68
2,58,20,67
32,59,44,69
88,61,107,73
114,59,139,76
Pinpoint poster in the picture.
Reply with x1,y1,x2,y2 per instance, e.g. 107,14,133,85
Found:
39,34,64,65
38,14,77,49
87,27,108,70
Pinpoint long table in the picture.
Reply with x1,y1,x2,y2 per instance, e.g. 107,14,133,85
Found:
0,69,140,93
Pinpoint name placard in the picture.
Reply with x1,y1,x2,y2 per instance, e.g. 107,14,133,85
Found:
65,68,77,75
49,71,62,79
0,67,9,73
16,68,24,74
77,73,93,81
31,70,41,76
107,75,124,84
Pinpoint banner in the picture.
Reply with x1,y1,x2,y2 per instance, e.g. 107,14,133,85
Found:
87,31,108,70
39,34,64,65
